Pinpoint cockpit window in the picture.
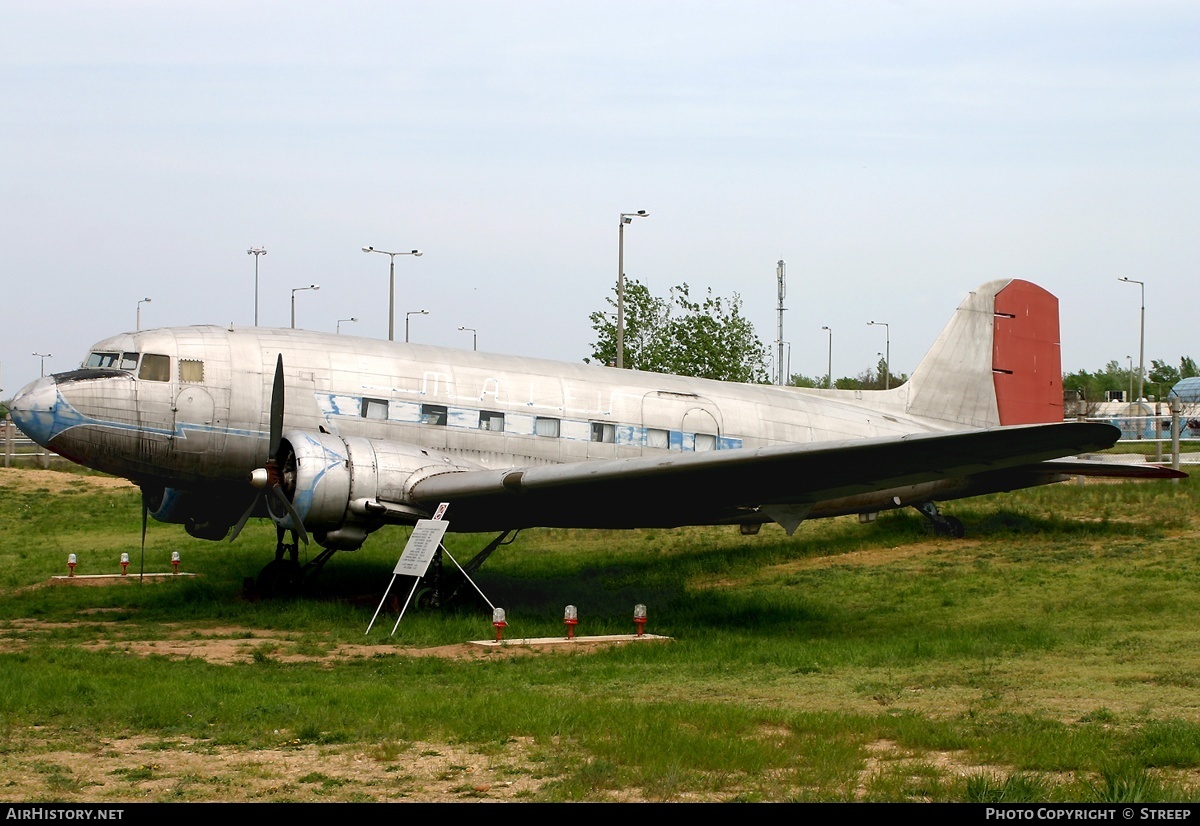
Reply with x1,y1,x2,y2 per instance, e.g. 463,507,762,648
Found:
84,351,140,371
139,353,171,382
85,351,119,368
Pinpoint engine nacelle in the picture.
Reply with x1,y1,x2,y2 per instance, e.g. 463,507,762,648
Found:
281,430,478,550
142,484,242,541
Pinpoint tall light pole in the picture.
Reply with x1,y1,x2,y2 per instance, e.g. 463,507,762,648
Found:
290,284,319,329
1119,277,1145,403
362,246,422,341
1127,355,1134,406
458,326,477,351
868,320,890,390
32,353,51,377
616,210,649,369
137,297,152,331
337,317,357,334
821,326,832,389
247,247,267,326
406,309,428,343
775,260,787,386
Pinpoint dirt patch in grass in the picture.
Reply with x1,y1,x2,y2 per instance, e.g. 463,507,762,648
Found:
1,620,633,666
0,733,549,802
0,467,133,492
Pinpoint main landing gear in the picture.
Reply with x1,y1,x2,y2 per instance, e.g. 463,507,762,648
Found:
414,529,518,609
252,525,338,596
912,501,965,538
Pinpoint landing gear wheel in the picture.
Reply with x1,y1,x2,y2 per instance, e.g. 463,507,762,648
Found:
414,587,440,610
256,558,303,596
913,501,966,539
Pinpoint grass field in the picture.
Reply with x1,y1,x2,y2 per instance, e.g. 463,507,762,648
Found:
2,467,1200,802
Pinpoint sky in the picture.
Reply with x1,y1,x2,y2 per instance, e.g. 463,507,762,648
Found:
2,1,1197,395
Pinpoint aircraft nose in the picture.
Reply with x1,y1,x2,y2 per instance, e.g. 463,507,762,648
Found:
8,375,61,447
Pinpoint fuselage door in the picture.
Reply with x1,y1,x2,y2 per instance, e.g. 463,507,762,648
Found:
642,391,723,451
135,352,176,468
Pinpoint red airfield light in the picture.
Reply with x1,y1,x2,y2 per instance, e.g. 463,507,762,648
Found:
171,551,181,575
633,603,647,637
492,607,507,642
67,553,77,577
564,605,578,640
120,553,129,576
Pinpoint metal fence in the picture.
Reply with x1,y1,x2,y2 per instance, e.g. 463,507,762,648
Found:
1,416,53,468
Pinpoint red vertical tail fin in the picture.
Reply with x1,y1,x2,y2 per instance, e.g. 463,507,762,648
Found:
906,279,1063,428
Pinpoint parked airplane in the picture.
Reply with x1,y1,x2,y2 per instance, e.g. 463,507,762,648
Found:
8,279,1180,591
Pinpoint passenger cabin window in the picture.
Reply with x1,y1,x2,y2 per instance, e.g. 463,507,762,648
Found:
421,404,448,426
480,411,505,432
361,398,388,420
693,433,717,451
138,354,171,382
179,359,204,383
535,417,560,438
646,428,670,449
590,422,615,443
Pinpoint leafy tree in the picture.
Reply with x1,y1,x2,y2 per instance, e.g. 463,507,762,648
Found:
587,278,769,383
788,373,821,388
1149,356,1200,390
1061,357,1200,412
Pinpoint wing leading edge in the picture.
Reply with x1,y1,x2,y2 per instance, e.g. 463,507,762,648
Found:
406,421,1131,532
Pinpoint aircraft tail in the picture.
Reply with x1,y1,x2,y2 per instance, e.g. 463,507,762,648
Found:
904,279,1063,428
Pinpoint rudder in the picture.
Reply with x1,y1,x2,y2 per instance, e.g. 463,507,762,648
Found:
905,279,1063,428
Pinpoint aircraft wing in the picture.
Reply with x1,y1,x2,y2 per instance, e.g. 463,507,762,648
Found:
406,421,1132,531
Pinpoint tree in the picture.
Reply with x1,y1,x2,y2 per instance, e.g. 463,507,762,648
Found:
1149,356,1200,391
587,278,770,383
1061,357,1200,413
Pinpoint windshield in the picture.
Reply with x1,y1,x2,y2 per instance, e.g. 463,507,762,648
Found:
84,351,140,371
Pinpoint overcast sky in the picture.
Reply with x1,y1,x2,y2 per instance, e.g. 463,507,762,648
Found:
2,1,1197,394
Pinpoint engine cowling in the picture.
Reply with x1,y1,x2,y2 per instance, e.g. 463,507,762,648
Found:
142,484,243,541
279,430,478,550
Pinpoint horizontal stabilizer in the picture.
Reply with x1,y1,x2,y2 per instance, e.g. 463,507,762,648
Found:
1040,458,1187,480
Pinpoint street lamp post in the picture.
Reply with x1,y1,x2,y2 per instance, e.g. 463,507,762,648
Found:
290,284,319,329
362,246,423,341
867,320,890,390
616,210,649,369
1119,277,1145,403
137,297,152,331
821,326,833,389
337,317,358,335
247,247,267,326
406,309,429,343
458,326,477,352
1127,355,1134,407
32,353,51,377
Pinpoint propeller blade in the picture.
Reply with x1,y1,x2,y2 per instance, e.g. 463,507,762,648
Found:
140,499,147,583
269,354,285,458
270,486,310,545
228,496,257,543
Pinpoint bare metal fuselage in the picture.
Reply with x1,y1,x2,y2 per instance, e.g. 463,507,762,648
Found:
10,320,1071,536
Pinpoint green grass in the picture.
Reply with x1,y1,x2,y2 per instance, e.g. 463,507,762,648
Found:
3,469,1200,800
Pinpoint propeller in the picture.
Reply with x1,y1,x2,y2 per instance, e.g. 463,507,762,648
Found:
140,497,147,584
229,354,310,545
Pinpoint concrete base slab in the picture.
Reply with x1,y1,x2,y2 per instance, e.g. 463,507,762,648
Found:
469,633,670,648
50,572,198,582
